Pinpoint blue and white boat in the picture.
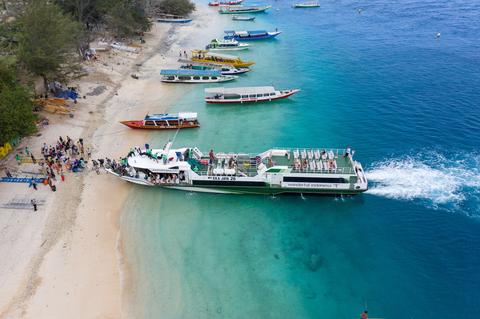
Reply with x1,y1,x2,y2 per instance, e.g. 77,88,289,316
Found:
224,30,281,41
157,14,192,23
160,69,236,83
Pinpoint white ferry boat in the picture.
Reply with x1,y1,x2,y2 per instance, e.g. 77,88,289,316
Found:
106,142,368,195
160,69,236,83
204,86,300,104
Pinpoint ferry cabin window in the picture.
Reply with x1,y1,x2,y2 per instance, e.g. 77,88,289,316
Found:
241,95,248,98
211,76,218,80
283,176,348,183
193,76,200,80
178,76,191,80
249,94,256,98
166,76,175,80
145,121,155,126
202,76,209,80
269,93,275,96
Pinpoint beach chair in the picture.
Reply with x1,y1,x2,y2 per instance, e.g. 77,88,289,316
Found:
301,149,307,159
307,149,313,160
316,160,323,171
309,160,316,171
314,149,320,160
293,149,300,159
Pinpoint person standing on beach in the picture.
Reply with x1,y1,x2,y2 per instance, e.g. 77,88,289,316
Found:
30,153,37,164
31,178,38,190
31,199,37,212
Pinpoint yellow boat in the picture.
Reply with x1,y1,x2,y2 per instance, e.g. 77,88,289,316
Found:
191,50,254,68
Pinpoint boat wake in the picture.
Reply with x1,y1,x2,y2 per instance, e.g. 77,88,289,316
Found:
365,151,480,212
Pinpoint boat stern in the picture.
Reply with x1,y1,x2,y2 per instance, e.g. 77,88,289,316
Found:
120,120,144,129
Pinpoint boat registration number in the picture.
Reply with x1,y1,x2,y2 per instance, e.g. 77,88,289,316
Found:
207,176,236,181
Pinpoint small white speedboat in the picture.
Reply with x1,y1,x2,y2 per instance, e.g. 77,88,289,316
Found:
205,39,250,51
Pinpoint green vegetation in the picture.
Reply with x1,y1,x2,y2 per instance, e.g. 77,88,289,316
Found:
0,0,195,143
18,0,85,93
0,60,36,145
155,0,195,16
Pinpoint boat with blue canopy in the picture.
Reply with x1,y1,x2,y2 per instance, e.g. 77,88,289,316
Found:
121,112,200,130
160,69,236,83
224,30,281,41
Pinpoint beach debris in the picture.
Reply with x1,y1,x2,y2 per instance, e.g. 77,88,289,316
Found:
86,85,107,96
131,74,139,79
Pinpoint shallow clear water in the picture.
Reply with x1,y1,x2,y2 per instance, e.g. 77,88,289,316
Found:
122,1,480,318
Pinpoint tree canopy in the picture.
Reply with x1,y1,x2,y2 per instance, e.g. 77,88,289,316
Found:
17,0,85,91
105,0,151,38
155,0,195,16
0,60,36,145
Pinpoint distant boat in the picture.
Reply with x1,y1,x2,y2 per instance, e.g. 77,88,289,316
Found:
219,5,271,14
191,50,255,68
156,14,192,23
181,63,250,75
232,15,256,21
160,69,236,83
179,59,251,75
121,113,200,130
224,30,281,41
293,2,320,8
204,86,300,104
209,0,243,6
206,38,250,51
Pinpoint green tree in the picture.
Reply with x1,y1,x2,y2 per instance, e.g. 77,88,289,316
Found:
0,60,36,145
105,0,151,38
155,0,195,16
17,0,85,93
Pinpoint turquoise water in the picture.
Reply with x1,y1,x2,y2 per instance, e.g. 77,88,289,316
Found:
122,1,480,318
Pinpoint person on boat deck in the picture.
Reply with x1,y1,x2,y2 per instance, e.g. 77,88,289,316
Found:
267,158,274,168
209,149,215,165
344,146,351,158
360,310,368,319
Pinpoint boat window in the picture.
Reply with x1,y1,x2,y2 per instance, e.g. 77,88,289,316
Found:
202,76,209,80
256,94,263,97
270,93,276,96
211,76,217,80
241,95,248,98
283,176,348,183
249,94,256,98
193,76,200,80
166,76,175,80
178,76,191,80
145,121,155,126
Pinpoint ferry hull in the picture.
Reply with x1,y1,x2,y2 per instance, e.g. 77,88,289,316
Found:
205,89,299,104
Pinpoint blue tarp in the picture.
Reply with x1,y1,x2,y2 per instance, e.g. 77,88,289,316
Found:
54,89,78,101
1,177,45,184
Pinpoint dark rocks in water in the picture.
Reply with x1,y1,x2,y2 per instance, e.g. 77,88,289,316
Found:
305,253,324,272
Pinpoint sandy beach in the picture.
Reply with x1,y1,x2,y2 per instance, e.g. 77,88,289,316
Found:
0,5,222,318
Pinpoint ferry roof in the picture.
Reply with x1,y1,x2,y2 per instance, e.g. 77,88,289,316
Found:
160,69,221,76
205,86,275,94
145,112,197,121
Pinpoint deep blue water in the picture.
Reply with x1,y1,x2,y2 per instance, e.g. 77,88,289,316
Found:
122,1,480,318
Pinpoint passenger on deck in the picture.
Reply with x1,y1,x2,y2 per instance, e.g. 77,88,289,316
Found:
344,146,351,158
209,149,215,165
268,158,274,168
360,310,368,319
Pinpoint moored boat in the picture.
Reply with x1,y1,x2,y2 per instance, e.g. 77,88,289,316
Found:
160,69,236,83
293,1,320,8
205,38,250,51
157,14,192,23
204,86,299,104
224,30,281,41
106,142,368,195
191,50,255,68
232,15,256,21
180,63,250,75
209,0,243,6
219,5,271,14
120,113,200,130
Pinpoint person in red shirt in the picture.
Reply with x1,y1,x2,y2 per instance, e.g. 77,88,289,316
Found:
361,310,368,319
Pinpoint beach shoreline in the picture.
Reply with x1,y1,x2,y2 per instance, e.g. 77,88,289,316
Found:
0,4,223,317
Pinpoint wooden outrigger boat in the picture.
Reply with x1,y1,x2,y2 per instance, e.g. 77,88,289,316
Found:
232,15,256,21
191,50,255,68
160,69,236,83
204,86,300,104
209,0,243,6
219,5,271,14
224,30,281,41
157,14,192,23
293,2,320,8
205,38,250,51
120,113,199,130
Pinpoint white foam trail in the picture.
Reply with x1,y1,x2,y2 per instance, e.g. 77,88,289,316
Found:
365,152,480,206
